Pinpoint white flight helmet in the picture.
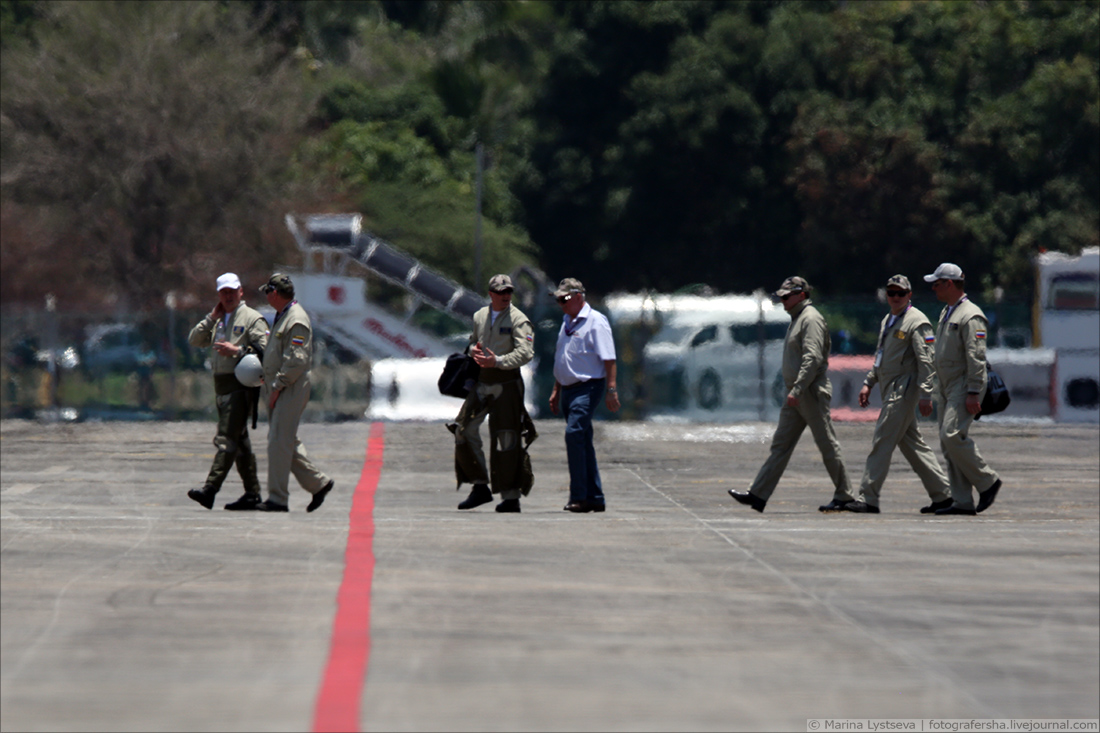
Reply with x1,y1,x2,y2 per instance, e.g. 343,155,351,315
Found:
234,353,264,387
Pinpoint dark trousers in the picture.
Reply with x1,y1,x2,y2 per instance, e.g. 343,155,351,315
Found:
204,387,261,494
562,379,605,505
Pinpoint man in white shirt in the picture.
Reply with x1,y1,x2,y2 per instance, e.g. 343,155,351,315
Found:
548,278,620,513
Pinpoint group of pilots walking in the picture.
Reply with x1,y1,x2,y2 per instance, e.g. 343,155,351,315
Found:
729,264,1002,516
187,263,1002,518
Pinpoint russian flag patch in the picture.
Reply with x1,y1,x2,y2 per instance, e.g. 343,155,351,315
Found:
291,336,305,346
525,334,534,342
924,334,935,343
975,330,986,339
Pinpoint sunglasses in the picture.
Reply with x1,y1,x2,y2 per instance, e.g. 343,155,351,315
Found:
556,294,574,304
779,292,801,301
491,289,513,295
886,290,910,297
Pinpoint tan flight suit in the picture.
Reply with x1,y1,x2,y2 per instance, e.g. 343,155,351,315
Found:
262,301,330,507
748,301,853,502
448,303,537,500
934,297,1000,509
857,305,950,508
188,303,269,494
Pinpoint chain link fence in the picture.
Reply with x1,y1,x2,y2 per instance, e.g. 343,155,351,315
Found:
1,305,371,422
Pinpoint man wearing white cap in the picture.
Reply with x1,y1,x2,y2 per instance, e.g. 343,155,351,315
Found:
924,263,1003,515
187,272,269,510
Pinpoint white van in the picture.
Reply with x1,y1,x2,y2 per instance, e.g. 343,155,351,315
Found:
606,292,789,421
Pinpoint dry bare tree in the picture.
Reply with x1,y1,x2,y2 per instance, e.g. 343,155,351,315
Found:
1,1,318,309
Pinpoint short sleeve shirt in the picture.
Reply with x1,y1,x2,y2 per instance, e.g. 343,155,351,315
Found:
553,303,617,386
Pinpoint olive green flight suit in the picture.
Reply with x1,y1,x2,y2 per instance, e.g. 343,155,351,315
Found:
857,305,950,508
188,303,269,494
262,302,330,507
934,298,1000,510
748,301,853,502
448,303,537,500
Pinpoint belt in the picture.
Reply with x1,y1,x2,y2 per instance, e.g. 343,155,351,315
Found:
562,378,604,389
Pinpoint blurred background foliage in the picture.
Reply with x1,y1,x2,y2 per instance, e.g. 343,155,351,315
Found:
1,0,1097,313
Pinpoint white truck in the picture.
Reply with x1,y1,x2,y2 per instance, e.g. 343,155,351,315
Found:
1035,246,1100,422
606,292,789,422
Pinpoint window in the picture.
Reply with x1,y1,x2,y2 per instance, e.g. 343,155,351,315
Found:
690,325,719,348
729,323,787,345
1048,273,1099,310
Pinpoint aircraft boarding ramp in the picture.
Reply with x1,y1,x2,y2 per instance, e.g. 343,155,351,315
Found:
285,213,486,323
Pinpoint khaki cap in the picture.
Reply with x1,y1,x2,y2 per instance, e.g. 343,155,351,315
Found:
488,274,514,292
886,275,911,291
775,276,810,297
553,278,585,298
259,273,295,297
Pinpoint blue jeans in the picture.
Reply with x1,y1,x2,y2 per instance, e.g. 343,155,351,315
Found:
562,379,605,505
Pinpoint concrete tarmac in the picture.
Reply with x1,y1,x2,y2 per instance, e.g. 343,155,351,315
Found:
1,418,1097,731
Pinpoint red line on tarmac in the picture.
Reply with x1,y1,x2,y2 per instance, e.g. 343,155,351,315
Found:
312,422,386,733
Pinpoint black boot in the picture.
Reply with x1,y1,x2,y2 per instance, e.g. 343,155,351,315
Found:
225,492,262,511
188,485,218,510
458,483,493,510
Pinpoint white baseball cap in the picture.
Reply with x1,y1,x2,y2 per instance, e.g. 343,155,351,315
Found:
923,263,964,282
216,272,242,291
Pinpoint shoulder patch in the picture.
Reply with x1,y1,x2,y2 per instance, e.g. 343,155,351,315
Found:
291,336,305,346
975,330,986,339
924,334,935,343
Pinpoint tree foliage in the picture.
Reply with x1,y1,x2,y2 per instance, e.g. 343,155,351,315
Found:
521,0,1098,295
2,0,1097,309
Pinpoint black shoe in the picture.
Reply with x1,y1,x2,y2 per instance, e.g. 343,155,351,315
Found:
188,486,217,510
844,500,880,514
728,489,766,513
564,501,592,513
934,503,976,516
224,493,262,511
495,498,521,513
976,479,1002,513
920,499,953,514
256,499,289,512
307,480,334,513
819,499,853,513
458,483,493,510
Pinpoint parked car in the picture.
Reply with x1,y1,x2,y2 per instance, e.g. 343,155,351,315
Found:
82,324,166,373
607,293,789,420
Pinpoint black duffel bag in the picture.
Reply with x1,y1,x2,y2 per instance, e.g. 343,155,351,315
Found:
976,361,1010,420
438,353,480,398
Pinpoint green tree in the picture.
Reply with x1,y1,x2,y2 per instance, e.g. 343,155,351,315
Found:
518,1,806,294
299,1,554,290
